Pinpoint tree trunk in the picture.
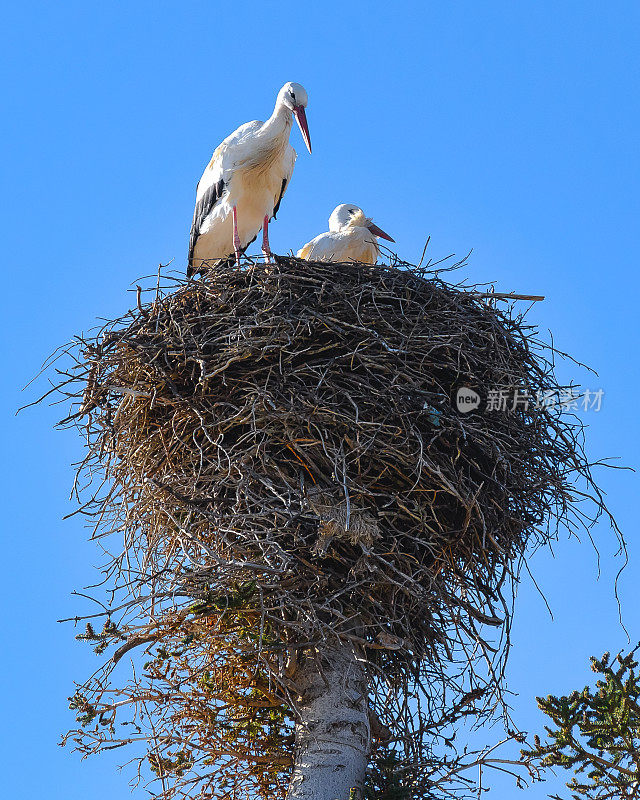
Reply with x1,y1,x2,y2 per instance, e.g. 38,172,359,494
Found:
286,640,371,800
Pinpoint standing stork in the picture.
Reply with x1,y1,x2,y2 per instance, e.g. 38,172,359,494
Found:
187,82,311,276
297,204,394,264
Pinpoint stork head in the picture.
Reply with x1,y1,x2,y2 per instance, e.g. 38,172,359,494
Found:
328,204,395,242
278,82,311,154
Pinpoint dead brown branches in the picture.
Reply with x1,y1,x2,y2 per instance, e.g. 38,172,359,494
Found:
41,254,620,799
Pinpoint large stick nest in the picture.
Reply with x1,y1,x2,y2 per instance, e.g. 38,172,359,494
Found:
48,254,615,798
66,256,604,657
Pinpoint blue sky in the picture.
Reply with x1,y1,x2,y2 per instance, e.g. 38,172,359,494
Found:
2,2,639,798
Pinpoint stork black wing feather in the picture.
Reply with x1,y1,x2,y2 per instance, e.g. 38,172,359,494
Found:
187,178,225,276
271,178,288,220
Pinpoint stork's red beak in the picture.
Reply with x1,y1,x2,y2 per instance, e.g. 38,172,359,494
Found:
293,106,312,154
368,222,395,242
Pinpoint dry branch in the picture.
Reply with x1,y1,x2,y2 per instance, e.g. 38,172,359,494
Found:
38,253,620,800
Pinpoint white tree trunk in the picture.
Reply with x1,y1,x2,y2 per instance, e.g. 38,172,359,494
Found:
286,641,371,800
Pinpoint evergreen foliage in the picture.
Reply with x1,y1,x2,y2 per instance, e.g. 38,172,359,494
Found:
523,646,640,799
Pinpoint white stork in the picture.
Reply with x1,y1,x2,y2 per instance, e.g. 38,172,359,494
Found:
187,82,311,275
297,204,394,264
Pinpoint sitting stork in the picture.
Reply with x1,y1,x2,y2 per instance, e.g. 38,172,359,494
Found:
297,204,394,264
188,82,311,275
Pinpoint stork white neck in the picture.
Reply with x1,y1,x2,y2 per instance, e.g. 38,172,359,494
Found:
261,99,294,139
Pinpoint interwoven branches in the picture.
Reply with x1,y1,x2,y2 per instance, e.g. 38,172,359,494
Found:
42,255,619,799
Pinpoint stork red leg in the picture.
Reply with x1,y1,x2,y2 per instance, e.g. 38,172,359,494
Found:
232,205,241,265
261,215,272,263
